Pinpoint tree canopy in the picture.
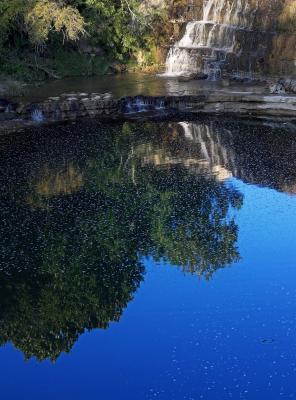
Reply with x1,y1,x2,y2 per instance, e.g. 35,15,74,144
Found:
0,0,169,78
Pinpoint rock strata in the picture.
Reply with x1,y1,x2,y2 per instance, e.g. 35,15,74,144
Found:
1,91,296,133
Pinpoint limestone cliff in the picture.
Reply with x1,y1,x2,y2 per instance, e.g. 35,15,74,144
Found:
164,0,296,78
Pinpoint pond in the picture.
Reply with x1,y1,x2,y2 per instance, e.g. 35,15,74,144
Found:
21,72,268,102
0,117,296,400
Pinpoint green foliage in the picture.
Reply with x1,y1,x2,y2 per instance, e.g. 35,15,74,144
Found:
0,0,86,44
25,0,86,44
0,121,243,361
0,56,35,82
0,0,168,78
49,49,110,77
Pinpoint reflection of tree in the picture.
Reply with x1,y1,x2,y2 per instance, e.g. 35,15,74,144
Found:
147,169,242,278
0,194,144,361
0,121,243,361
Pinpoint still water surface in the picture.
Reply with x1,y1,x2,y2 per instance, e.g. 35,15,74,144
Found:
0,118,296,399
21,72,267,101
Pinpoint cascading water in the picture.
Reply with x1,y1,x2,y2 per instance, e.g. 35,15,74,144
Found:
164,0,259,79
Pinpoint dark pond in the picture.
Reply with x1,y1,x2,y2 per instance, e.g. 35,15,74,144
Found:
0,118,296,399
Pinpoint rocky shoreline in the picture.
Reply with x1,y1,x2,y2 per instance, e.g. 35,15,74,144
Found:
1,90,296,133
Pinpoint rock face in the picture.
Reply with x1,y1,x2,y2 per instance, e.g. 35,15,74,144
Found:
2,91,296,134
24,93,119,122
164,0,296,79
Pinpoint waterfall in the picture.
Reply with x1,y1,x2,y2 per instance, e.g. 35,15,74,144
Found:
164,0,258,79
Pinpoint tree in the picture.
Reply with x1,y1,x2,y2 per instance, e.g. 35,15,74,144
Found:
0,0,86,45
0,0,168,71
26,0,86,44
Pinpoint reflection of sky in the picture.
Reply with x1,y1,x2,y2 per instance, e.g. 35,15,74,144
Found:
1,179,296,399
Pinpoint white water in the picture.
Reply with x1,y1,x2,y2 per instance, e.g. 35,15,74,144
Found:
31,109,45,123
164,0,258,79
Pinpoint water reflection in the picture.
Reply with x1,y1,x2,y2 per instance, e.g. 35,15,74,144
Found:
21,73,267,103
175,120,296,194
0,120,244,361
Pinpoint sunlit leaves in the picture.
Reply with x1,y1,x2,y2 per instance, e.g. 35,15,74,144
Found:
278,1,296,33
25,0,86,44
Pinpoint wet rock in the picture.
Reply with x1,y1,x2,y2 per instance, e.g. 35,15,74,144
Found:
61,93,80,98
102,93,112,100
178,73,208,82
16,103,26,114
3,90,296,128
109,63,127,74
0,98,9,112
0,111,16,121
195,72,208,80
278,79,296,94
269,83,286,94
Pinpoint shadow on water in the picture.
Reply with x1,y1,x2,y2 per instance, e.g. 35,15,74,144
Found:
1,117,296,361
